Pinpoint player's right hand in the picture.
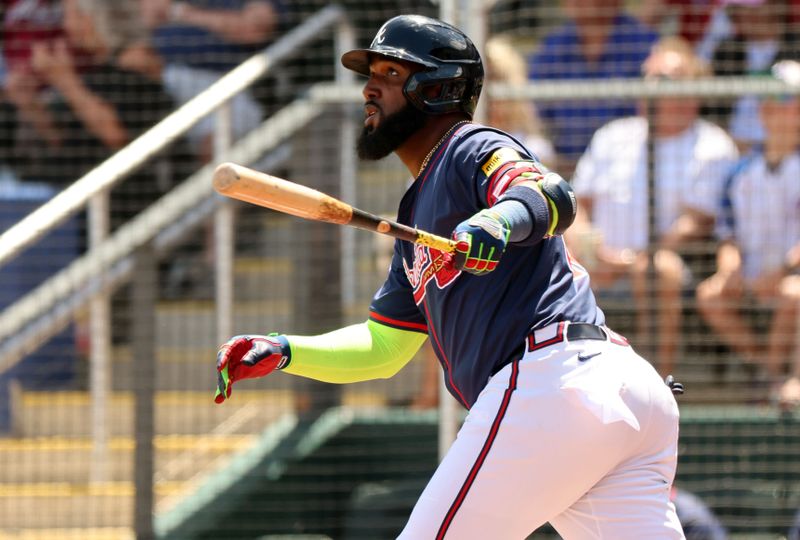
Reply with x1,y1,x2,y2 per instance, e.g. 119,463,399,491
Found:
214,334,290,403
452,209,510,276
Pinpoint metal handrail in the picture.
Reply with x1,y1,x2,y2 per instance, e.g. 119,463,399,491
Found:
0,87,328,371
0,6,353,491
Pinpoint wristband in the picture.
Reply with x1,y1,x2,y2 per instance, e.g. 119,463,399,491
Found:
497,184,550,246
270,333,292,370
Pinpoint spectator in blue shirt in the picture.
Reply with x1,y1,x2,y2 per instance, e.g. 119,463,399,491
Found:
528,0,659,173
141,0,283,72
140,0,285,160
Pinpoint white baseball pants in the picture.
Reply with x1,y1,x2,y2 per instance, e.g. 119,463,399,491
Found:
399,322,685,539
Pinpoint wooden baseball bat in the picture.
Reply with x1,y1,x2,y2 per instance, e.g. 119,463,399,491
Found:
212,162,457,253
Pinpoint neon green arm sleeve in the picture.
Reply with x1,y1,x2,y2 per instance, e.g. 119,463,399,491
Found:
282,320,428,383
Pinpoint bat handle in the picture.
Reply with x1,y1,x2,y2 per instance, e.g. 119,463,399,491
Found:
416,230,457,254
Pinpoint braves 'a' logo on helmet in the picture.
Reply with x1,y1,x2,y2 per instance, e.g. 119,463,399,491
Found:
375,25,387,44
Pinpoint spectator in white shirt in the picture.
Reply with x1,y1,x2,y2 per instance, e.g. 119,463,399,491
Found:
568,36,739,377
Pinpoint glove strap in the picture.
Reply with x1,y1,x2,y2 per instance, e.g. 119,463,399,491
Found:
268,333,292,370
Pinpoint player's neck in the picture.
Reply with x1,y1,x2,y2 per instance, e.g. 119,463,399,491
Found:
397,115,471,178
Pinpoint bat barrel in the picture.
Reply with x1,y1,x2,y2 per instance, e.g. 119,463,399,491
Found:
212,162,456,253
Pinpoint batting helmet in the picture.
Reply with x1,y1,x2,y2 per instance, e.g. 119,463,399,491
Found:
341,15,484,117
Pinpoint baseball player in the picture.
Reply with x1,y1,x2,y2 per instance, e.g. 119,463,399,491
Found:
214,15,685,539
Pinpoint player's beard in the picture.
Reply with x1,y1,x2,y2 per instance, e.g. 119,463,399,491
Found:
357,103,428,160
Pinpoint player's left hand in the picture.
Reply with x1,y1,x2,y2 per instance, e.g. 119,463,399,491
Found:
214,334,290,403
452,209,510,275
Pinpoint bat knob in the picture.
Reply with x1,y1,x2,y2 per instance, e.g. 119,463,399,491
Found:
213,162,240,193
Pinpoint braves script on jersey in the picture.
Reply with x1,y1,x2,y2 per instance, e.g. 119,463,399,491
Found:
369,124,603,408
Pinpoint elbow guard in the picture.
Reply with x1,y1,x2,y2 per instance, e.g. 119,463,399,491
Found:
498,171,577,245
538,172,577,236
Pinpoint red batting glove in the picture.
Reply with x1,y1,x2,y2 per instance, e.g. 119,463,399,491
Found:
214,334,291,403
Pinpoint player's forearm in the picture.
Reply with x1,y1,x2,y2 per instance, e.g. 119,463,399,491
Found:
283,320,427,383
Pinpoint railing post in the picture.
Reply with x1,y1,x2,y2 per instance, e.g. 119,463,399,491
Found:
336,17,357,312
89,192,111,483
132,241,157,540
215,103,235,344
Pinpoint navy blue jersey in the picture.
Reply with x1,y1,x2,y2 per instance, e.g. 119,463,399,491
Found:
370,124,603,408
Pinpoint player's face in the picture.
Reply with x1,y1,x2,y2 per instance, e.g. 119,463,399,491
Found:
357,57,427,160
361,58,416,130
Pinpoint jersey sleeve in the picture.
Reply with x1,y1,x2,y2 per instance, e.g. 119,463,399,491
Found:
451,130,538,209
369,242,428,334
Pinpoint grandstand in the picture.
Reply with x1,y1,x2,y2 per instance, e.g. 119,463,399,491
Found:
1,1,799,539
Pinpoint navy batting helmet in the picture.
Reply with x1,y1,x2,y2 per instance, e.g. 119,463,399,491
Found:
341,15,484,118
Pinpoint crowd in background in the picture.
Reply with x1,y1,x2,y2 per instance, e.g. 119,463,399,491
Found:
1,1,800,536
1,1,800,407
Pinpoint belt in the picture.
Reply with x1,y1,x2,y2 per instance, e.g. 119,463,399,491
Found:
491,322,628,377
526,321,628,352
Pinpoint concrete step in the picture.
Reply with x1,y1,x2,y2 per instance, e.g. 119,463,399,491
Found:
13,387,394,438
152,299,292,350
0,528,133,539
14,390,294,437
0,481,175,529
0,434,255,483
232,257,293,301
107,344,296,392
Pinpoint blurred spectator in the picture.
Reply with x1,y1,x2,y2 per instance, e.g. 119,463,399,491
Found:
2,0,70,150
141,0,282,71
7,0,190,223
567,37,739,377
639,0,719,46
696,57,800,396
672,487,729,540
485,36,555,169
0,1,80,435
789,506,800,540
709,0,800,148
527,0,658,173
140,0,284,160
